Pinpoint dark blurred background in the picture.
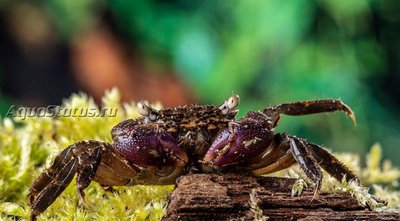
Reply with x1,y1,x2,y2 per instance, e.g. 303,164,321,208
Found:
0,1,399,165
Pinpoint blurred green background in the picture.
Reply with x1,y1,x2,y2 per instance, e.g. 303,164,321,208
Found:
0,0,399,165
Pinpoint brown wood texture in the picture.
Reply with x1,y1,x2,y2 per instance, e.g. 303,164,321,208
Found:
163,173,400,221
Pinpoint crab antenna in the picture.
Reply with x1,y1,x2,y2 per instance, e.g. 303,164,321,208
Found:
219,95,240,115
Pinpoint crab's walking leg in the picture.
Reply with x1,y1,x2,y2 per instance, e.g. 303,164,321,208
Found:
251,133,360,198
251,135,296,174
251,134,322,198
75,142,103,206
29,141,111,221
29,147,74,205
263,99,356,127
288,135,323,198
307,142,359,183
29,148,77,221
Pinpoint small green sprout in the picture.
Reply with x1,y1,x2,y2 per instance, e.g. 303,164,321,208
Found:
291,179,308,197
249,188,268,221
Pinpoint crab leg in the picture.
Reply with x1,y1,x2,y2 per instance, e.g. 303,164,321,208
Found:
250,134,322,197
29,146,74,205
249,134,295,172
29,141,122,221
30,157,78,221
262,99,356,128
91,146,139,187
252,133,360,198
250,135,296,175
75,143,103,204
29,139,186,221
288,135,323,197
251,151,296,175
307,142,359,183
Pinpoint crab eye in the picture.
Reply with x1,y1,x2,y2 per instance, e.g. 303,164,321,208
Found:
137,102,149,116
227,95,240,110
219,95,240,115
137,102,158,121
148,112,158,121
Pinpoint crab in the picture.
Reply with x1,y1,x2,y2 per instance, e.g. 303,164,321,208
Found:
29,95,359,220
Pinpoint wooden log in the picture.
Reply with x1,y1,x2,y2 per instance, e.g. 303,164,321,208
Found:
163,173,400,221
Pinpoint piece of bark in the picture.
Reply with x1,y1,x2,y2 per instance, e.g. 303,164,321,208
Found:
163,173,400,221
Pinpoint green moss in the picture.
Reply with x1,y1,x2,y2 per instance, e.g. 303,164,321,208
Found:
0,89,399,220
0,89,170,221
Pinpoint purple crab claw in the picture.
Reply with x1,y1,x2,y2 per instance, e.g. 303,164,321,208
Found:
114,126,188,167
203,120,273,167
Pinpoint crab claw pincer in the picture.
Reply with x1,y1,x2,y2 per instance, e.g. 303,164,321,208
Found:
114,126,188,168
203,120,273,167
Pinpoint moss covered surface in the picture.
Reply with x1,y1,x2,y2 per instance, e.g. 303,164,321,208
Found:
0,89,399,220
